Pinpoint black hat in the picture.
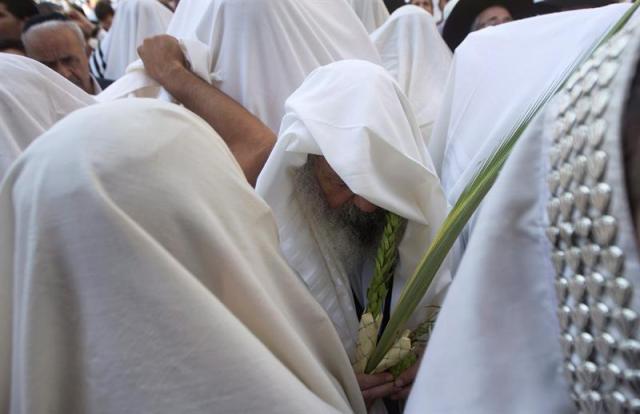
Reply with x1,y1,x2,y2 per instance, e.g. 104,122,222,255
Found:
442,0,549,51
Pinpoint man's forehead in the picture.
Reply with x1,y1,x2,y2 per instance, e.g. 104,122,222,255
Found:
26,26,81,49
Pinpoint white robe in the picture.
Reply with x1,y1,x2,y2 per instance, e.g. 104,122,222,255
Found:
256,60,452,359
406,14,640,414
371,5,452,145
0,98,366,414
429,4,631,205
0,54,95,181
91,0,173,80
164,0,381,133
347,0,390,33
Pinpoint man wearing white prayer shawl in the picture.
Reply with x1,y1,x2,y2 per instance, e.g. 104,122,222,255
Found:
429,4,631,207
371,5,452,145
255,60,452,410
347,0,390,33
139,0,381,133
0,98,366,414
406,16,640,414
0,53,95,181
90,0,173,81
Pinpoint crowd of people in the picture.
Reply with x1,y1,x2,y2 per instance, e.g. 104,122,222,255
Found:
1,0,639,413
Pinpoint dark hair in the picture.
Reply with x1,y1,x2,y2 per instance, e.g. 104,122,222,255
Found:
0,0,38,20
0,37,24,52
22,12,69,34
94,1,114,21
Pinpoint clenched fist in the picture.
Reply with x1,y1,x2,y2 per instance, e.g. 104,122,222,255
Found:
137,35,187,83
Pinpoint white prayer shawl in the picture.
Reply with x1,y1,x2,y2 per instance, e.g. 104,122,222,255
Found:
371,5,452,145
0,54,94,182
91,0,172,80
346,0,390,33
256,60,452,359
406,16,640,412
0,98,366,414
429,4,631,205
165,0,381,133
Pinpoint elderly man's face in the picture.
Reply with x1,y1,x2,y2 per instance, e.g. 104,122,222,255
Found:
313,156,378,213
411,0,434,15
24,25,94,94
0,4,23,39
296,156,385,247
472,5,513,32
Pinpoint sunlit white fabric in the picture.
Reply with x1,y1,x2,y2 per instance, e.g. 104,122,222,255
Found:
346,0,389,32
166,0,381,132
0,98,366,414
371,5,452,145
0,54,94,181
430,4,630,205
407,12,640,413
91,0,172,80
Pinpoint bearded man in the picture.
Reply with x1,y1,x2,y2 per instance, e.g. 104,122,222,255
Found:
254,60,452,412
138,30,452,410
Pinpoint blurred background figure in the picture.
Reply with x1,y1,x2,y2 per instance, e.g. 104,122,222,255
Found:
22,13,109,94
371,5,452,145
89,0,172,81
441,0,552,50
0,0,37,40
94,0,114,31
346,0,390,33
410,0,434,15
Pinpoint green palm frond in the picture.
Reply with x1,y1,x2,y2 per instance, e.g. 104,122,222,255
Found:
365,2,640,374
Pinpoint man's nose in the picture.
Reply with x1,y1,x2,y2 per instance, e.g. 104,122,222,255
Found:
353,195,378,213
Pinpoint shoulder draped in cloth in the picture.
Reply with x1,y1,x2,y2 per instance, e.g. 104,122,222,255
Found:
407,14,640,413
371,5,452,146
0,54,95,181
0,98,366,414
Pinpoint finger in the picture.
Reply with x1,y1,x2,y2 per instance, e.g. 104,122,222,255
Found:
356,373,394,390
394,362,420,388
389,386,412,401
362,382,399,401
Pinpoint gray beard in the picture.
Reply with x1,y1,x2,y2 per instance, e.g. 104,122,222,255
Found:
293,160,385,291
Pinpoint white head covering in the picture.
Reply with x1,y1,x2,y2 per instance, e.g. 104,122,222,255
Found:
406,16,640,414
346,0,390,33
0,54,95,182
165,0,381,133
256,60,452,357
0,98,366,414
90,0,173,80
429,4,631,204
371,5,452,145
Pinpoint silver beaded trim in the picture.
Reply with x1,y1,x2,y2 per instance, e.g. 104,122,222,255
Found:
547,27,638,414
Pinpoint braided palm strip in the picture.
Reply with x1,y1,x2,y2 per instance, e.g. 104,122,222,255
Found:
366,212,406,319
